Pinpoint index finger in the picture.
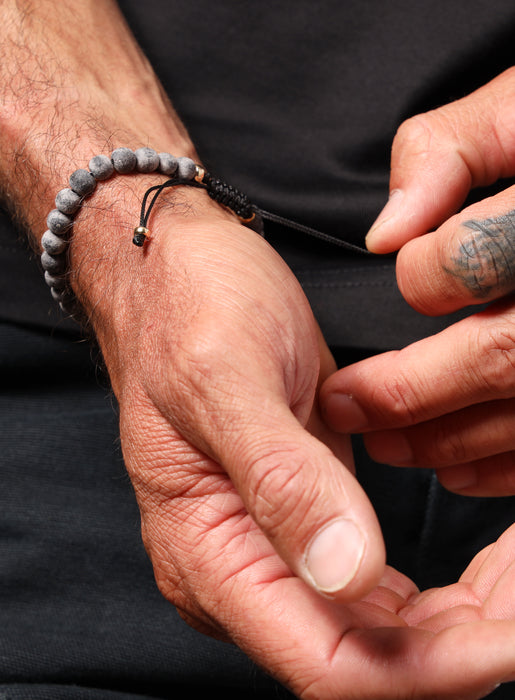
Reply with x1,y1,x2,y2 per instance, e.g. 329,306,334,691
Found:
366,67,515,255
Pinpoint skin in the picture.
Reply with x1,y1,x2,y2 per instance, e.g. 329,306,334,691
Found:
322,68,515,497
445,212,515,298
1,2,515,696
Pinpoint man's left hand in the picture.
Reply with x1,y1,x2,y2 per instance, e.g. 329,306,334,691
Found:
321,68,515,496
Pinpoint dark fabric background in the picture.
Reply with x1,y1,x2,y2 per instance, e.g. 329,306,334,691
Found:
0,1,514,697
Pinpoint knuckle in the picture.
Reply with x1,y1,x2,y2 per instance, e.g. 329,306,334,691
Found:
429,421,469,465
245,443,321,539
394,109,466,165
371,372,424,425
394,114,436,157
475,325,515,395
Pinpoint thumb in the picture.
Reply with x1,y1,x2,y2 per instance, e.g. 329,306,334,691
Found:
159,327,386,602
213,397,386,601
366,67,515,253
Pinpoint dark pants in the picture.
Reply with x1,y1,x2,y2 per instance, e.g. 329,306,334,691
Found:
0,246,513,698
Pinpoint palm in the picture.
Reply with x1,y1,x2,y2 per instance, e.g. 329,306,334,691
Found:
124,420,515,699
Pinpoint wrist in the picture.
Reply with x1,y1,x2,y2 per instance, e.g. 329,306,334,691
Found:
67,171,240,362
41,145,262,331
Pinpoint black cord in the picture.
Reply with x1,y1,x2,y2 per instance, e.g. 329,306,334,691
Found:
135,171,371,255
138,178,203,229
257,208,371,255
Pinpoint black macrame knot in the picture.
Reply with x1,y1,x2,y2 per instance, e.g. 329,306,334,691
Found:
203,173,254,220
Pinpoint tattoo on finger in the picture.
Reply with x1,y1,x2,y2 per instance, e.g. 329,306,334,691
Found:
445,211,515,297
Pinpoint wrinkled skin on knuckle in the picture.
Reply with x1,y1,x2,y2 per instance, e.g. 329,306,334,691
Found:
476,323,515,396
393,105,492,190
140,511,222,632
394,113,437,160
370,370,424,426
244,442,324,543
151,551,225,639
394,109,462,166
429,420,471,466
139,516,185,605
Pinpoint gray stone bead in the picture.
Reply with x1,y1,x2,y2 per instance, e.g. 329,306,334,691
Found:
69,168,96,197
44,271,66,290
177,156,197,181
46,209,72,235
42,230,68,255
41,251,66,275
158,152,178,176
55,188,81,215
134,147,159,173
111,147,136,174
89,154,114,180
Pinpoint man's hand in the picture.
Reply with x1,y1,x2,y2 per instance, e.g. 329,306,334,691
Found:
78,193,386,605
321,69,515,496
81,198,515,698
0,0,386,690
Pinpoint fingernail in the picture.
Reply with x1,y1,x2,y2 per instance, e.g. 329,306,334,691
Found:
366,189,404,250
323,393,368,433
305,518,365,593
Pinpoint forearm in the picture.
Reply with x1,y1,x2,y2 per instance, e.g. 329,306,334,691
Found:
0,0,197,239
0,0,212,343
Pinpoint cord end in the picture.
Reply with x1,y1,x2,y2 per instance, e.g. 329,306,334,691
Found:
133,226,150,247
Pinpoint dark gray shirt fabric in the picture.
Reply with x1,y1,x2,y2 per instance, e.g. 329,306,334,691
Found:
0,2,514,697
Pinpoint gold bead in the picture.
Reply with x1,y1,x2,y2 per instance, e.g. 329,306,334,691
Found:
132,226,150,247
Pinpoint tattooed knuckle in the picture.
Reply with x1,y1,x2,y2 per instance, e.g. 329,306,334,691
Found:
447,212,515,298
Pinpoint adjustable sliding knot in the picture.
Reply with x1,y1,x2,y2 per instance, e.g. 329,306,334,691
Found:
135,166,257,246
202,172,255,222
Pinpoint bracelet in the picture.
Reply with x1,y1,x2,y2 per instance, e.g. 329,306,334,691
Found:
41,147,264,316
41,146,371,319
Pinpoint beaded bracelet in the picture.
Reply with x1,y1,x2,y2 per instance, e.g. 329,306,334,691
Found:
41,146,370,318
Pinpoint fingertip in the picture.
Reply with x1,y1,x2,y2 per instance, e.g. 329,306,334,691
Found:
365,189,405,254
365,187,437,254
321,391,370,434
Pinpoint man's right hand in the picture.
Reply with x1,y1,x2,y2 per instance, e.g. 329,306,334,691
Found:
71,188,515,698
73,185,386,612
